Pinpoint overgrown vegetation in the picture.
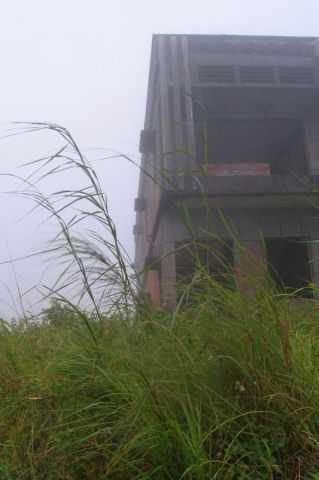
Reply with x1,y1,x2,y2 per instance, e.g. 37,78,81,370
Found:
1,289,319,479
0,124,319,479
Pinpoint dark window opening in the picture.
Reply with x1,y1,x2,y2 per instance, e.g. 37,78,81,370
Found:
175,240,234,290
199,65,236,83
198,65,316,86
265,237,313,297
195,119,307,175
278,67,314,85
239,66,275,84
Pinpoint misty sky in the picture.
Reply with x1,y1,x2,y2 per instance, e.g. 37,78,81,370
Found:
0,0,318,317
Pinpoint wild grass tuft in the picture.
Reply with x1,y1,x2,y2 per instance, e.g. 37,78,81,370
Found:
1,291,319,478
0,124,319,478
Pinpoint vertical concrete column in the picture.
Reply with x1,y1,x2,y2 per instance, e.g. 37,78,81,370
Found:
158,36,173,190
159,208,178,310
161,241,177,310
170,36,185,190
308,241,319,288
234,240,266,293
304,119,319,175
181,35,197,190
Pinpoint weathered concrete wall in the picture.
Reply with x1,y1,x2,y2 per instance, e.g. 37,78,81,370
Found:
156,206,319,242
146,205,319,307
135,35,319,307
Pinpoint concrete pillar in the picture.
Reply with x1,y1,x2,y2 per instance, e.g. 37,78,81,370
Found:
160,241,177,310
304,119,319,175
308,241,319,288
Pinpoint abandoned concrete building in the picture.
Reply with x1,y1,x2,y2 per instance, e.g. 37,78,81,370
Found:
134,34,319,308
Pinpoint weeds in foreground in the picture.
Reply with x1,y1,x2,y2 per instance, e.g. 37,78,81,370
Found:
1,292,319,479
0,123,319,478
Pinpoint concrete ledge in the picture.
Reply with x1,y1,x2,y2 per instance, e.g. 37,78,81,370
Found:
165,175,319,196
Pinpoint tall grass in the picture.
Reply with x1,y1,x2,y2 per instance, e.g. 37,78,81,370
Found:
0,124,319,478
1,287,319,478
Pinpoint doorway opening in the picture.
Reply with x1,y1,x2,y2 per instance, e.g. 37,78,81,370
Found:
175,239,234,290
265,237,313,297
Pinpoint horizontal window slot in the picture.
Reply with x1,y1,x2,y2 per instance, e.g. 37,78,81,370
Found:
198,65,235,83
198,65,317,86
239,66,275,83
279,67,314,84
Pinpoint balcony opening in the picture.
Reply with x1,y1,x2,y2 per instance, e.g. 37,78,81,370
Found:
175,240,234,295
195,119,307,175
265,237,313,297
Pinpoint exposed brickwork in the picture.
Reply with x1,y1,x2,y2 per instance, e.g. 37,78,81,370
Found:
234,241,265,294
144,270,161,306
204,163,270,177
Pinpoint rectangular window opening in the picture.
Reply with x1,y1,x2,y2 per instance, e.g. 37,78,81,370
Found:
265,237,313,298
195,119,307,175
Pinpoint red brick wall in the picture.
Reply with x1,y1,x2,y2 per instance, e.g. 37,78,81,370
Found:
234,241,265,294
144,270,161,306
205,163,270,176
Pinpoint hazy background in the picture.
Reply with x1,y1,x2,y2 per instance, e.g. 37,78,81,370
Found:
0,0,318,317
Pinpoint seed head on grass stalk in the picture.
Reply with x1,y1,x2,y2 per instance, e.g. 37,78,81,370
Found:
5,122,143,332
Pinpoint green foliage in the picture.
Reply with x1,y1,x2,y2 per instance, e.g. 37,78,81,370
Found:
2,122,319,478
1,289,319,479
42,301,80,327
